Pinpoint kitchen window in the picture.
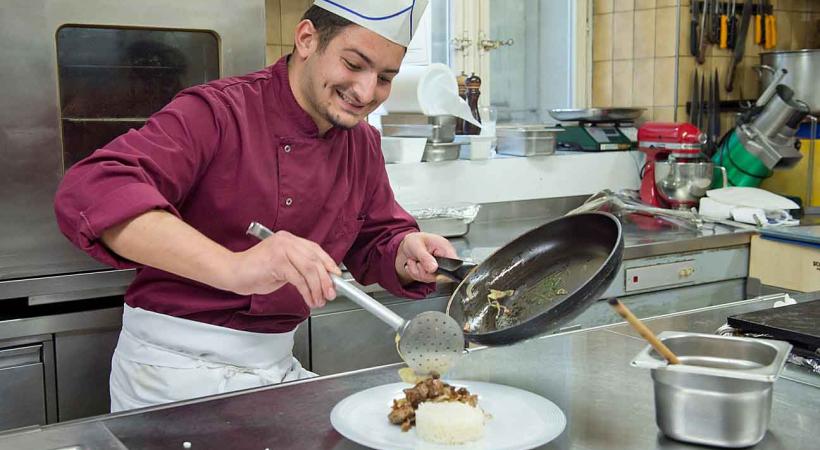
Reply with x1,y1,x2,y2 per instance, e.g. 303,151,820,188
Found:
439,0,589,123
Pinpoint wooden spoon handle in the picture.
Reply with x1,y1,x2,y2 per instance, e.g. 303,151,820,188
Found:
608,299,681,365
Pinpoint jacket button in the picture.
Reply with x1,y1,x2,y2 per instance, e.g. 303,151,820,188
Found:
285,197,293,206
284,144,292,153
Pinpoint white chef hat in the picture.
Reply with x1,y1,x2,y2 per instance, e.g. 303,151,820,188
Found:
313,0,429,47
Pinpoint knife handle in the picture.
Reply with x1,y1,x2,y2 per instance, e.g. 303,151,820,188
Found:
765,14,776,49
755,14,762,44
720,15,728,49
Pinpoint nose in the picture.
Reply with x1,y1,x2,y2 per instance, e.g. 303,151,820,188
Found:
350,72,378,105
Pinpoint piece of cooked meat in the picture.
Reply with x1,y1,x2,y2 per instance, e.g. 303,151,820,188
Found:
388,373,479,431
388,399,415,425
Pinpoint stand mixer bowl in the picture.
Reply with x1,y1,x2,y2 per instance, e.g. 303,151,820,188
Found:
654,160,714,209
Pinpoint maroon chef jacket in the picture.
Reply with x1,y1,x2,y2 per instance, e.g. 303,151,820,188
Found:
54,56,434,333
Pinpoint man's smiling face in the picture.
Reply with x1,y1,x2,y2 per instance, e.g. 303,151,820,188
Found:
297,24,405,131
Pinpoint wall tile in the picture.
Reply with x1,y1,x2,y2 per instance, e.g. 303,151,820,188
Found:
813,14,820,47
655,7,677,57
791,11,812,49
266,0,282,45
593,61,614,107
633,58,655,107
677,56,696,106
593,14,614,61
634,9,656,58
654,57,676,106
595,0,614,14
613,12,635,59
613,0,634,12
266,45,281,66
635,0,655,9
778,0,792,11
738,56,761,101
677,106,688,123
281,0,310,46
612,60,635,106
656,0,678,7
796,0,812,12
278,45,292,59
654,106,675,122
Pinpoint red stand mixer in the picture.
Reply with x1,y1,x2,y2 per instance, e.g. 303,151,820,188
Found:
638,122,710,209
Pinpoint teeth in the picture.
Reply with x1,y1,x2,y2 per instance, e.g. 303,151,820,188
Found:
339,91,359,107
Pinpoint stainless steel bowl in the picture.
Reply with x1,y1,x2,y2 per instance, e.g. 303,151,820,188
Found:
632,331,792,448
654,160,714,209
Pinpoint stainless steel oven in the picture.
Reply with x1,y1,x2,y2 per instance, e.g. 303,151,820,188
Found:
0,0,265,428
0,0,264,295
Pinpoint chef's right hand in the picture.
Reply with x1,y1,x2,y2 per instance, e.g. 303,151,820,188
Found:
228,230,341,308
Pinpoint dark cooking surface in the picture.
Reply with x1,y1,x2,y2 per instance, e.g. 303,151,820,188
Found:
728,299,820,350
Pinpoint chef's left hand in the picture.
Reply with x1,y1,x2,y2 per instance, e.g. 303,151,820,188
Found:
395,232,457,284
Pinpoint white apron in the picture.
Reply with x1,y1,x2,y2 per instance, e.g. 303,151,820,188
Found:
110,305,316,412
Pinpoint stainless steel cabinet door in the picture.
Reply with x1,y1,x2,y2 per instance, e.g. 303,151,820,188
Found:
310,296,450,375
55,329,120,421
0,345,46,431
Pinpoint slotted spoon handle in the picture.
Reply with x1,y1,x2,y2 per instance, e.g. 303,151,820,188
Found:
247,221,406,331
330,275,405,331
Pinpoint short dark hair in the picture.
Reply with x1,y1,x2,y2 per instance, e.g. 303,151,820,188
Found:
300,5,356,51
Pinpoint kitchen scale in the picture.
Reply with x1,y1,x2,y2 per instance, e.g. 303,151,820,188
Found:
549,108,644,152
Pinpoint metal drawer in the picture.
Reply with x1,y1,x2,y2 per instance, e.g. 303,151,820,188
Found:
0,345,46,431
310,296,449,375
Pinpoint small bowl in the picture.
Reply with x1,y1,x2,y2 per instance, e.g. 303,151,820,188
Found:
380,136,427,164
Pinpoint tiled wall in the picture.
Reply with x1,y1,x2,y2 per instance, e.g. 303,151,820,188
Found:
265,0,312,65
592,0,820,124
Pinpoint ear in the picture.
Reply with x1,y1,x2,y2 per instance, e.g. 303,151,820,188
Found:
293,19,319,59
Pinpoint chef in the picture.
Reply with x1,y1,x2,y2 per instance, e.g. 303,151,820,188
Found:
54,0,455,412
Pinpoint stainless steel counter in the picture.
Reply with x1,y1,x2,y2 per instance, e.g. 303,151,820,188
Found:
2,293,817,450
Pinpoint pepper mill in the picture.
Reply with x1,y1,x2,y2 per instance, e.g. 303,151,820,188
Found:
455,72,467,134
463,73,482,135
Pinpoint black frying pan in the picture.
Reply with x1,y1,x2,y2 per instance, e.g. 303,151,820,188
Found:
436,212,623,346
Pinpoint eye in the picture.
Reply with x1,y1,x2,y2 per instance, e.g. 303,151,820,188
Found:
343,58,361,71
378,76,392,84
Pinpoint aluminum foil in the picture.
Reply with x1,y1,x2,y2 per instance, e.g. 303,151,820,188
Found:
407,203,481,222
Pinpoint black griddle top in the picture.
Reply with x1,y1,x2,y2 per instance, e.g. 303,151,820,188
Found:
727,299,820,352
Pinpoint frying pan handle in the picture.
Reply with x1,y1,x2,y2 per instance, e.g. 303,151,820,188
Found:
434,256,477,283
247,221,406,331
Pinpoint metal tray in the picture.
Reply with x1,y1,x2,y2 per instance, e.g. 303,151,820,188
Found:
549,108,646,123
496,125,563,156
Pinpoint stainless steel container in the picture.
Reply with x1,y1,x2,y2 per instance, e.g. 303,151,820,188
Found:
422,141,461,162
759,49,820,115
632,331,792,448
496,125,563,156
654,160,715,209
381,113,456,143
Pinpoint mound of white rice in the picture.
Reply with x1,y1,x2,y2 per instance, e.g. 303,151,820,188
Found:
415,402,485,445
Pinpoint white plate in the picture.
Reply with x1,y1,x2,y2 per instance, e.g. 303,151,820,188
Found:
330,380,566,450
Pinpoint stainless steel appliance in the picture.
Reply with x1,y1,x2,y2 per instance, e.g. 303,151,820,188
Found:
0,0,265,430
759,49,820,115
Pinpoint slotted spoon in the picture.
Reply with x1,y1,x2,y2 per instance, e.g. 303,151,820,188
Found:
246,221,464,375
